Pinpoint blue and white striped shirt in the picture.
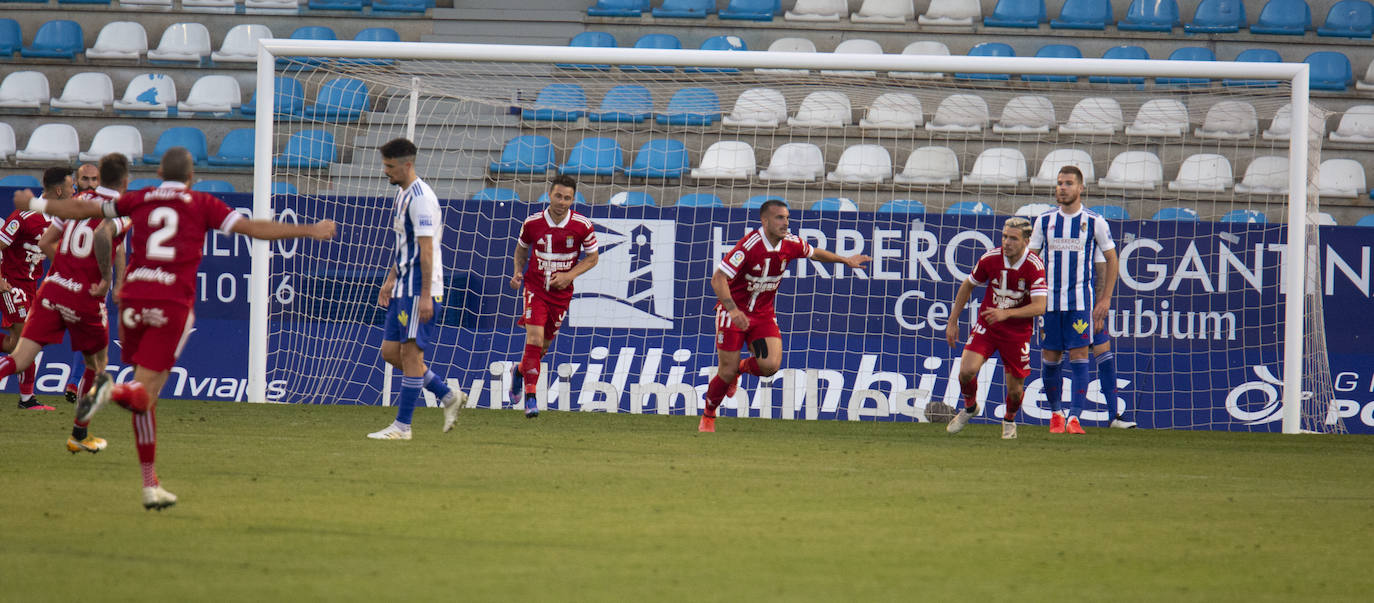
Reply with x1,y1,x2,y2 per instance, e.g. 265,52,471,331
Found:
391,178,444,299
1028,207,1115,312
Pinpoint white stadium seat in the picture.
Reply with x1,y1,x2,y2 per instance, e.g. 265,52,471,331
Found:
15,123,80,163
213,24,275,64
147,23,213,63
1194,100,1258,140
722,88,787,127
79,124,144,163
919,0,981,25
925,94,989,132
1059,97,1123,135
786,0,847,21
1318,158,1366,198
852,0,916,23
1168,153,1234,192
859,92,922,130
690,141,756,180
1234,156,1290,194
788,91,851,128
962,147,1028,186
994,95,1056,134
0,72,50,110
113,73,178,115
758,142,825,182
1098,151,1164,190
50,72,115,111
1125,99,1190,138
893,146,959,185
1016,203,1054,217
0,123,16,162
177,75,243,114
890,41,949,79
1030,148,1096,187
86,22,149,61
827,144,892,183
820,39,883,77
756,38,816,74
1328,105,1374,143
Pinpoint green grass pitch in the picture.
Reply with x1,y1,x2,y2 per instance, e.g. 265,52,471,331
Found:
2,398,1372,602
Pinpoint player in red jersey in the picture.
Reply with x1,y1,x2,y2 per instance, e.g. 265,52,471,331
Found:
62,162,104,404
944,217,1047,439
14,147,336,510
509,174,598,418
1,167,60,410
699,200,871,433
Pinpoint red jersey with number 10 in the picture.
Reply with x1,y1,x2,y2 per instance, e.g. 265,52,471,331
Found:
967,247,1047,340
518,209,598,306
717,228,814,316
0,209,51,287
109,182,242,306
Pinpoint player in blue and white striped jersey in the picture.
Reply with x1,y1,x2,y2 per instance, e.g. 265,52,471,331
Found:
1028,165,1119,434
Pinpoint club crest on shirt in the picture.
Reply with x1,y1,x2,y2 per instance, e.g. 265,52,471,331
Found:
565,235,574,248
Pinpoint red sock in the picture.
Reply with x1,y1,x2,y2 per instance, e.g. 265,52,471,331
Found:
704,376,729,418
740,357,760,377
17,364,35,397
0,356,15,381
112,382,150,413
959,376,977,411
1005,391,1024,422
77,368,96,395
519,344,543,395
132,408,158,487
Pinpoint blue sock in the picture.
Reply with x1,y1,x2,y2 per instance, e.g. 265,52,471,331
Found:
395,376,424,426
422,370,451,399
1097,352,1118,421
1070,359,1091,419
1042,358,1063,412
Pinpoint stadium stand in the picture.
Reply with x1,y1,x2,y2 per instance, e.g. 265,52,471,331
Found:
722,88,787,127
22,20,82,59
144,127,209,165
0,71,50,110
87,21,148,60
489,135,556,175
1251,0,1313,33
1052,0,1113,28
894,146,960,185
1317,0,1374,37
15,123,80,163
984,0,1046,28
622,138,690,179
208,128,256,167
1118,0,1181,31
213,24,274,64
79,125,143,163
691,141,756,180
1185,0,1248,33
827,144,892,184
589,85,652,123
147,23,213,63
50,73,115,112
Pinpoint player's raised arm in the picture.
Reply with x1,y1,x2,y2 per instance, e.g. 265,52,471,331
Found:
230,217,336,241
11,189,104,221
946,279,978,348
810,247,872,269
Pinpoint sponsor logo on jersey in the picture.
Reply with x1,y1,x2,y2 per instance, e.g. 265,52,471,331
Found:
127,266,177,285
729,250,745,267
4,221,18,235
46,274,83,293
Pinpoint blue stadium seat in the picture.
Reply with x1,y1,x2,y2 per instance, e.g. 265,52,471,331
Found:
1224,49,1283,87
588,85,652,123
0,174,40,188
956,43,1014,80
473,187,520,202
371,0,427,13
0,19,20,56
1023,44,1083,82
559,137,622,177
1089,204,1130,219
946,201,994,215
1157,47,1216,86
610,191,657,207
489,135,556,175
1305,51,1354,91
128,178,162,190
1152,207,1200,220
675,193,725,208
622,139,690,179
687,35,747,73
208,128,255,167
309,0,363,10
811,198,858,212
537,190,588,205
241,76,306,118
345,28,401,66
1089,45,1150,84
1220,209,1267,223
1118,0,1181,31
588,0,645,16
653,0,712,18
525,84,587,122
984,0,1046,27
1185,0,1247,32
21,20,83,59
1251,0,1311,34
1052,0,1113,29
623,34,681,73
655,88,721,126
720,0,778,20
274,130,336,169
279,27,337,68
192,180,235,193
271,182,297,195
557,32,616,70
1317,0,1374,37
1357,214,1374,226
743,194,788,209
144,127,209,165
878,199,927,214
302,78,371,122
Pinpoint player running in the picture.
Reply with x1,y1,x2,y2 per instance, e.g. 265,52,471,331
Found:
700,200,871,433
1,168,59,410
944,217,1047,439
509,174,598,418
63,163,105,404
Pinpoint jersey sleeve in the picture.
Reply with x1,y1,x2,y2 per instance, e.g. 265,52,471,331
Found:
1093,216,1115,253
968,253,991,286
795,237,815,260
409,191,441,239
1028,215,1045,252
516,218,532,250
580,222,598,254
1028,262,1048,297
717,240,748,279
205,197,242,234
0,217,20,246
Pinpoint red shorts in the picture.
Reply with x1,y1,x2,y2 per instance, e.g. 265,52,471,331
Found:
518,289,569,340
965,324,1033,379
118,298,195,373
714,306,781,352
22,292,110,354
1,284,36,328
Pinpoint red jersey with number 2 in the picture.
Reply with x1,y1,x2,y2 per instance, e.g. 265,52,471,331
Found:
518,210,598,306
967,248,1047,341
717,228,814,316
111,182,242,307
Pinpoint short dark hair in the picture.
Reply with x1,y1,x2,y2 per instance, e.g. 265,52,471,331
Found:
759,199,787,218
379,138,418,160
549,173,577,194
43,166,72,190
160,147,194,183
1058,165,1084,184
99,153,129,188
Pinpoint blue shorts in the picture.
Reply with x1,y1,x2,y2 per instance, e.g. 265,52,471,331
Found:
384,295,439,349
1040,310,1094,352
1092,326,1110,347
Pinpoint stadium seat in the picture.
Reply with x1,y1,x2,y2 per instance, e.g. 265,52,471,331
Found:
652,0,711,18
1098,151,1164,190
1059,97,1124,135
242,76,305,118
1357,59,1374,90
608,191,657,207
819,39,884,77
536,189,588,205
956,42,1013,80
1152,207,1199,220
211,24,274,65
1262,103,1297,140
827,145,892,184
1311,212,1337,225
1330,105,1374,142
687,35,746,74
1251,0,1312,34
207,128,254,167
788,91,851,128
489,135,555,175
1157,47,1216,87
1194,101,1257,139
525,84,586,122
919,0,981,25
1356,214,1374,227
1089,204,1129,219
719,0,777,20
853,0,915,22
786,0,846,21
192,180,235,193
349,28,402,65
147,23,212,63
120,0,172,7
273,130,336,169
878,199,926,214
675,193,725,208
0,174,40,188
177,75,242,115
624,34,681,73
302,78,370,122
1318,158,1366,197
559,137,622,177
79,125,142,163
1089,45,1150,85
723,88,788,127
143,127,208,165
1185,0,1247,33
87,21,147,60
925,94,989,132
756,38,816,74
588,0,644,16
810,197,859,212
1317,0,1374,37
1168,153,1234,192
22,20,82,59
691,141,756,180
371,0,427,13
1125,99,1189,138
1016,203,1054,217
0,71,50,110
51,73,114,112
1118,0,1181,31
1051,0,1112,28
743,194,788,209
890,41,950,79
984,0,1046,27
1220,209,1267,223
1234,156,1289,194
279,27,337,68
0,123,15,162
0,19,19,57
1305,52,1354,91
655,88,720,126
113,73,178,115
557,32,616,70
128,178,162,190
1022,44,1082,82
994,95,1056,134
271,182,297,195
1030,148,1096,187
473,188,520,202
962,147,1028,186
859,92,922,130
894,146,959,184
1224,48,1283,87
183,0,237,10
946,201,994,215
758,143,825,181
588,85,652,123
622,139,690,179
15,123,80,163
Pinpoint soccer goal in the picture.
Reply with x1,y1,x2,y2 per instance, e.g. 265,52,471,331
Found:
250,39,1342,434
